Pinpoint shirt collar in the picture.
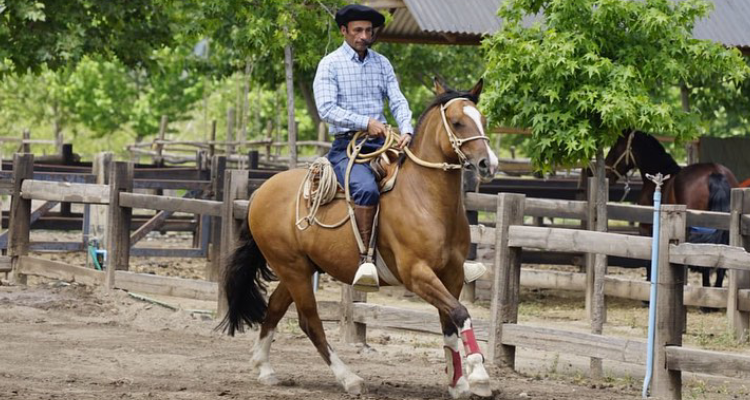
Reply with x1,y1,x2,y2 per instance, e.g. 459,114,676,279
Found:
341,41,370,63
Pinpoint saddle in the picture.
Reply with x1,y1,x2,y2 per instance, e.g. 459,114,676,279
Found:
302,150,403,207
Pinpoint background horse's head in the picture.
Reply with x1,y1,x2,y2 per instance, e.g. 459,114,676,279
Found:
605,131,681,185
428,78,498,182
604,131,638,184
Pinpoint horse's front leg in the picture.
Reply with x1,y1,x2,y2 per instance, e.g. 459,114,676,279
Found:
440,311,471,399
406,262,491,397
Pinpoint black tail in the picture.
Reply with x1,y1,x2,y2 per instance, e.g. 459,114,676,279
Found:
688,173,730,245
216,218,276,336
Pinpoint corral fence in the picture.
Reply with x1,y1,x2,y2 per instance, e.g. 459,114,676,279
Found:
5,153,750,397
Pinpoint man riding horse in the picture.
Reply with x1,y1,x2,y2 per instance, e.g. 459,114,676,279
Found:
313,4,484,291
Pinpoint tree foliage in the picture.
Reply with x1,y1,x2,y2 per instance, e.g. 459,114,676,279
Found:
483,0,750,170
0,0,176,73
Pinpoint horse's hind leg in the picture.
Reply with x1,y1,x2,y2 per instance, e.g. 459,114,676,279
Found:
283,269,365,394
715,268,726,288
251,281,293,385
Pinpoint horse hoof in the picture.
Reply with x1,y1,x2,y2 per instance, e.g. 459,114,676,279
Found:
342,375,365,395
469,380,492,397
258,373,280,386
448,376,472,399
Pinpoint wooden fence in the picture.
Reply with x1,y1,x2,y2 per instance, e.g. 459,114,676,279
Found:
6,153,750,397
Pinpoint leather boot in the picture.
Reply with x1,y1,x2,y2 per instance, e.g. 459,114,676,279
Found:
352,205,379,292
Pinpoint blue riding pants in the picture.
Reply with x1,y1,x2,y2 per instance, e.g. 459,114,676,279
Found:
327,136,383,206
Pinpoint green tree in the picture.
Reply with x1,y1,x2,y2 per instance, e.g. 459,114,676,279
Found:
65,56,136,137
0,0,176,74
482,0,749,171
129,47,205,140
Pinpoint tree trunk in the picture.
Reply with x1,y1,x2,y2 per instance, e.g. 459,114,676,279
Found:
284,26,297,169
298,77,321,130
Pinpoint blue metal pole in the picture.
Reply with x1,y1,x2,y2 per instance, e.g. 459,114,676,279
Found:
642,173,668,398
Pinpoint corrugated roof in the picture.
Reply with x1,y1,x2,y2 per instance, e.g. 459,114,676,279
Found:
693,0,750,49
374,0,750,49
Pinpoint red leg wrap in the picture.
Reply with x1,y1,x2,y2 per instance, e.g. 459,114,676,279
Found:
443,346,463,387
460,327,482,356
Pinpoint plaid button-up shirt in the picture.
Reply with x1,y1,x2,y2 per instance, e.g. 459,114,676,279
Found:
313,42,414,136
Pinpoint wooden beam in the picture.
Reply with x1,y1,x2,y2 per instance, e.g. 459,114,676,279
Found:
508,225,652,260
501,324,647,365
115,271,217,301
666,346,750,380
129,210,173,245
669,243,750,272
18,256,103,286
119,193,222,217
21,180,110,204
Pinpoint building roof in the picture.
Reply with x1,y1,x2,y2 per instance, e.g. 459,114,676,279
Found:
365,0,750,50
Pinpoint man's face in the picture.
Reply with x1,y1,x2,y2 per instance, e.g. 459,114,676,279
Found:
341,20,373,54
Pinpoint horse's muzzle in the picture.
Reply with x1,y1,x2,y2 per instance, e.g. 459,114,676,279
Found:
470,157,495,183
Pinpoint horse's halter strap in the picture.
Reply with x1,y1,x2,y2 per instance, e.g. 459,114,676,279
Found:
437,97,491,167
606,130,637,201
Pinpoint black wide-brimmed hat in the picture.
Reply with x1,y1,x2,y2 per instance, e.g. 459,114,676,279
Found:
335,4,385,28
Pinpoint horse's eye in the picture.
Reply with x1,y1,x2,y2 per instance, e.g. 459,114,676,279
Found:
452,121,463,128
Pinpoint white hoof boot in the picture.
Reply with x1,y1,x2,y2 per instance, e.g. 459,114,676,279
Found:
465,354,491,397
448,376,472,399
463,261,487,284
341,374,365,395
352,262,379,292
258,371,280,386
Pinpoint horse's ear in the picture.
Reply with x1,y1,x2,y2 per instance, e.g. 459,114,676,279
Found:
469,78,484,100
433,76,446,95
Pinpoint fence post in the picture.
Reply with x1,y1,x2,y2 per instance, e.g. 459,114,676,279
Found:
206,155,227,282
652,204,686,400
729,188,750,340
8,154,34,284
488,193,524,368
226,108,236,161
589,175,608,379
217,169,249,318
154,115,168,167
341,285,367,345
105,162,133,290
21,130,31,153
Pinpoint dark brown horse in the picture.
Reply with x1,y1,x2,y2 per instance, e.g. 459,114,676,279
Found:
219,79,497,398
605,131,738,289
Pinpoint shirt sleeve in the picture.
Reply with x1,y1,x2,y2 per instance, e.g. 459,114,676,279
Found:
382,58,414,135
313,58,370,132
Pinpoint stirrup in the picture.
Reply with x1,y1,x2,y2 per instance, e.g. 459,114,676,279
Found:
463,261,487,284
352,261,379,292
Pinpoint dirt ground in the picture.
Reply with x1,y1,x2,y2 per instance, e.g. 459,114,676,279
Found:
1,229,748,399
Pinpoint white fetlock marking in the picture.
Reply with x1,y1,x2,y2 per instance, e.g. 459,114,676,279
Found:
251,329,278,384
329,350,364,394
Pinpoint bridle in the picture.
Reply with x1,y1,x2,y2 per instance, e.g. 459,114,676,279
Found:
605,130,636,201
348,96,491,171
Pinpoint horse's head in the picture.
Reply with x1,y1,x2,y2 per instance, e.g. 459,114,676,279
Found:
432,78,498,182
604,131,637,184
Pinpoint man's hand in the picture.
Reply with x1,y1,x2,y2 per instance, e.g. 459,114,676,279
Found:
367,118,387,138
397,133,412,149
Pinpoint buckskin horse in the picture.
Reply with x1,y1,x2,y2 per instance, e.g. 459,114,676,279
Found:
219,78,497,398
605,130,738,291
